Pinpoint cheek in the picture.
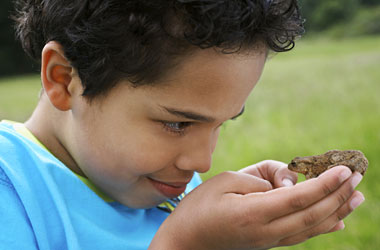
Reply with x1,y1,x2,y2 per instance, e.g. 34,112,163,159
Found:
94,125,179,176
73,103,179,177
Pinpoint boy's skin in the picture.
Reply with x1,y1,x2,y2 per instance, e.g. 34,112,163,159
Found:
25,41,364,249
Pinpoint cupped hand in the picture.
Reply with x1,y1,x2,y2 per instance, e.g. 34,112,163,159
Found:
149,165,364,250
239,160,298,188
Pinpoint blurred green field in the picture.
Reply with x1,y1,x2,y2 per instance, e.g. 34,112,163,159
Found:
0,74,41,121
0,36,379,249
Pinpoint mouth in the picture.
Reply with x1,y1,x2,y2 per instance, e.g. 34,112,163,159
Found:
148,177,189,199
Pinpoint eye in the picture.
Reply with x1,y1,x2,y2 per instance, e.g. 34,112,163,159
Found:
161,121,192,136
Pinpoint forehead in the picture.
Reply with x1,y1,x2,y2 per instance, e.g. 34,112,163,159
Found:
159,48,267,85
97,48,267,120
146,48,266,110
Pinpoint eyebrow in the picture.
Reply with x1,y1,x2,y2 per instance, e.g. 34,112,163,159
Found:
160,105,245,122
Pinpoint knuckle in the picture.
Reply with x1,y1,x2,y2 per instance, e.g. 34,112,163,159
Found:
302,211,319,227
335,191,348,205
336,206,352,221
279,235,306,247
263,179,273,190
306,229,320,239
220,170,238,180
250,238,264,248
259,159,272,166
222,170,236,177
321,182,335,196
289,195,306,210
336,212,346,221
251,238,277,250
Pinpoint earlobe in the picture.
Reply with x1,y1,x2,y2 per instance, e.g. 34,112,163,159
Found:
41,41,73,111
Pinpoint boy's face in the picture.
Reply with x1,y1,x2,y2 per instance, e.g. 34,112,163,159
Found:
66,48,266,208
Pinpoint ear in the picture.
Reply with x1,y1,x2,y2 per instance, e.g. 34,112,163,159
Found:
41,41,74,111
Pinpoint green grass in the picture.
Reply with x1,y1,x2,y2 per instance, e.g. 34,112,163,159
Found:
0,74,41,121
0,36,379,249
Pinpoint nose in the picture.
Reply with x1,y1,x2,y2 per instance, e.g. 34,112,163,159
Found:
175,129,219,173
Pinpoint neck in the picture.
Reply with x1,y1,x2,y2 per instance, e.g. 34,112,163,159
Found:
24,94,85,176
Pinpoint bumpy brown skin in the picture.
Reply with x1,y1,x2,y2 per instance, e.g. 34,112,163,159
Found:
288,150,368,179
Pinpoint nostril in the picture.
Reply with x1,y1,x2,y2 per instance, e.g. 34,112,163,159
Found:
195,161,212,174
174,153,212,173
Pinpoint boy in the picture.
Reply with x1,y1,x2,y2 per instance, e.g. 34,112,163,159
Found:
0,0,364,249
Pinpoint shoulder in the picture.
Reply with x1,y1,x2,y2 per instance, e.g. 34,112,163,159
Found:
0,121,36,155
0,164,14,190
0,164,39,249
0,122,45,175
0,121,69,194
0,137,38,248
0,122,31,174
0,121,62,167
0,122,47,202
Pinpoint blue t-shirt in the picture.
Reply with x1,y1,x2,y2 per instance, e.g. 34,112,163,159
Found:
0,121,202,250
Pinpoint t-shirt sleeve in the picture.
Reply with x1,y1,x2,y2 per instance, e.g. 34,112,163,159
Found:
0,168,38,250
185,172,203,193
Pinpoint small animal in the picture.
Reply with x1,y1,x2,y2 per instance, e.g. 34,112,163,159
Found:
288,150,368,179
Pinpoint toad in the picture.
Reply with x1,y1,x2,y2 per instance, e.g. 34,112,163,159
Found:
288,150,368,179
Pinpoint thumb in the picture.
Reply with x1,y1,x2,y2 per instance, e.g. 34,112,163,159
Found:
211,171,273,195
273,166,298,188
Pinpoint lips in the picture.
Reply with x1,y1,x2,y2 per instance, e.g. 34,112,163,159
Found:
148,178,189,198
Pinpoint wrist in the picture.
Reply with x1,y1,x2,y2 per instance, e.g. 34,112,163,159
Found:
149,216,194,250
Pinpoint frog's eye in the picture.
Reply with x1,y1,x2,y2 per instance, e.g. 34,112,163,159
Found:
289,161,297,169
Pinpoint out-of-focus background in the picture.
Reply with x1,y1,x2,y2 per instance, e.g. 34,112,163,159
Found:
1,0,379,249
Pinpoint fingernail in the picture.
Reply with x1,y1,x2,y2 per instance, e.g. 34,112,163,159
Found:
339,168,352,182
351,173,363,188
339,221,345,231
350,194,365,210
337,221,345,231
282,178,294,187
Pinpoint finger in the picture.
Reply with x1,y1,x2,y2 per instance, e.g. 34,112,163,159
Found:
260,166,353,219
239,160,287,180
327,220,345,233
278,220,344,246
270,172,362,239
273,166,298,188
334,190,364,221
240,160,297,188
238,165,261,178
211,171,273,195
278,191,364,246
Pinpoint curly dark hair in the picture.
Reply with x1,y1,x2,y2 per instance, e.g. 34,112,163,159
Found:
13,0,304,98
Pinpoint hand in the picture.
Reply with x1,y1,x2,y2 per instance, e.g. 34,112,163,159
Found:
239,160,298,188
238,160,357,235
149,166,364,250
